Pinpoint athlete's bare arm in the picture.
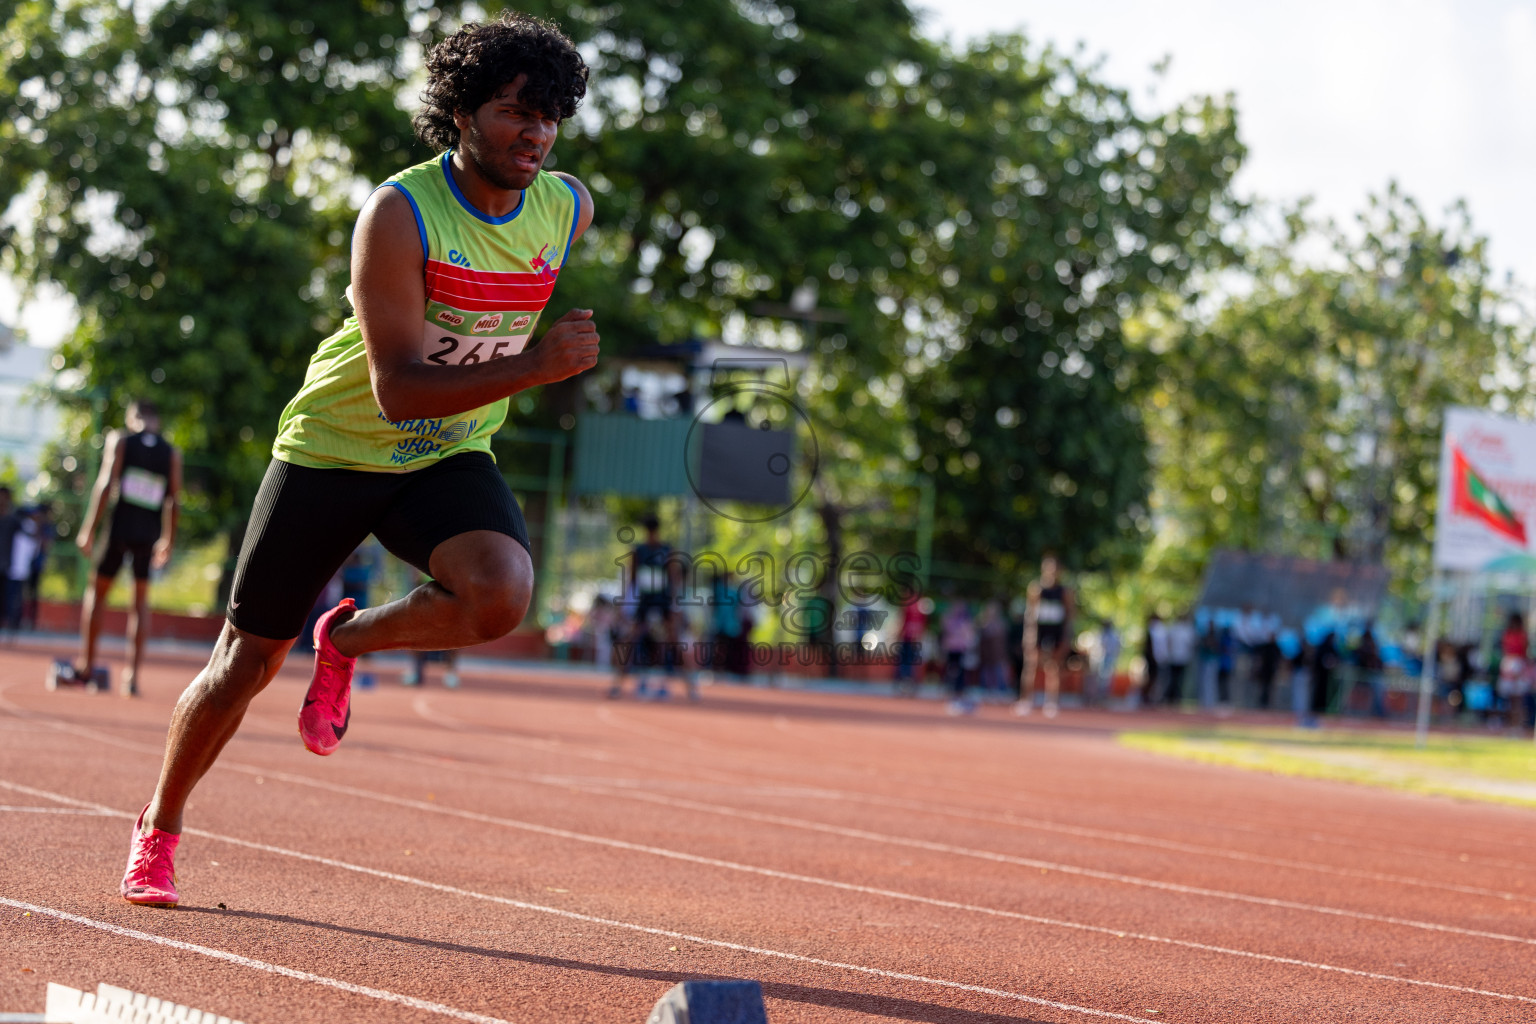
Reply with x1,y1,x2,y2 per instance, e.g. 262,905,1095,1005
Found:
76,430,126,559
151,447,182,569
356,180,598,422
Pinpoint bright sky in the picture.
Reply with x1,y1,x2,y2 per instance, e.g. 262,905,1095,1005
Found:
6,1,1536,346
923,0,1536,289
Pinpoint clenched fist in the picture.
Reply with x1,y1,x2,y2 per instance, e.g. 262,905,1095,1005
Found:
529,309,599,385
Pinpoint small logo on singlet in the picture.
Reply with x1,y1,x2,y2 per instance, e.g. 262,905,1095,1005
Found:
448,249,472,268
530,243,559,283
436,310,465,326
511,315,532,330
472,313,503,334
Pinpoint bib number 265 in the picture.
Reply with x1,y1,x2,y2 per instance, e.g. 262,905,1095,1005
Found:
428,336,514,366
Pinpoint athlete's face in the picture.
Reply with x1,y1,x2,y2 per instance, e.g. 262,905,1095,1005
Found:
455,75,559,192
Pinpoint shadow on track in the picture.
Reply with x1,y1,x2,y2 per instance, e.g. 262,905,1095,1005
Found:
180,906,1056,1024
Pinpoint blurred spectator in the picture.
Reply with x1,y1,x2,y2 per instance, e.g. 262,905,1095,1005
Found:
1018,553,1074,717
710,570,752,680
977,600,1011,694
1090,619,1121,706
1006,597,1026,693
1497,612,1532,730
1197,621,1221,709
941,600,977,714
23,503,54,631
1290,637,1313,724
1253,619,1282,709
1143,613,1167,707
0,487,19,625
1354,621,1387,718
1166,611,1196,705
1309,631,1340,720
588,595,618,669
4,508,40,635
894,594,927,695
611,514,685,700
1217,623,1236,705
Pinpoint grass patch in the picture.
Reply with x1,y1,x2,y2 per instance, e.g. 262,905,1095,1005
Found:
39,538,228,616
1119,726,1536,809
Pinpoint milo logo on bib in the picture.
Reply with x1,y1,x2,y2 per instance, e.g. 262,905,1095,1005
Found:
420,303,537,366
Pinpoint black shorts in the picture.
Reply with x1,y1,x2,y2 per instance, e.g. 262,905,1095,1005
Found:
227,452,530,640
1035,627,1066,654
97,535,156,582
634,592,673,623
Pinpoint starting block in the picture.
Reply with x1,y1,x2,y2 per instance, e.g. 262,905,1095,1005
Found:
44,661,109,694
43,982,243,1024
646,981,768,1024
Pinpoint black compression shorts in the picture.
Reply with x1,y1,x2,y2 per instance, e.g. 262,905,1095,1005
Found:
227,452,530,640
97,535,155,582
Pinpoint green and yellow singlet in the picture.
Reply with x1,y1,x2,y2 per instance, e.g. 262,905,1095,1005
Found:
272,152,581,471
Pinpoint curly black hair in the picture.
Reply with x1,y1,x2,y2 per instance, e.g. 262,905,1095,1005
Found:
413,11,589,150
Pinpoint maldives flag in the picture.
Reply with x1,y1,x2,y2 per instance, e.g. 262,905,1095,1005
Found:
1451,444,1527,545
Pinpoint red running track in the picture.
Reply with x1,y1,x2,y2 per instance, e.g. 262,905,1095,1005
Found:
2,647,1534,1023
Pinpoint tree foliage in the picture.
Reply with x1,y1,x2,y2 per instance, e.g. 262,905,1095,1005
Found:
0,0,436,543
543,10,1246,585
4,0,1253,600
1134,187,1536,606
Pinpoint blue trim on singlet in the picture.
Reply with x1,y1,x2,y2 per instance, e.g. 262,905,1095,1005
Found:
383,182,428,259
560,177,581,264
440,150,525,225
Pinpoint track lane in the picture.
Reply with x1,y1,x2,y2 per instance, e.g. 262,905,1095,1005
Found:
5,652,1536,1022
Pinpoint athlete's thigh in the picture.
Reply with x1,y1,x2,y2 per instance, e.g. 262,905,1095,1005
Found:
370,451,531,576
227,459,390,640
95,537,128,581
128,542,154,581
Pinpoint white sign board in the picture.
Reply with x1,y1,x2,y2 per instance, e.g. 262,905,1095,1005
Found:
1433,406,1536,571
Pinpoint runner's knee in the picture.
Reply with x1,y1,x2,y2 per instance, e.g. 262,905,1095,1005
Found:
196,625,291,711
457,568,531,643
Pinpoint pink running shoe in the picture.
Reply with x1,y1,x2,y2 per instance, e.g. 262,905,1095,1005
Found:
121,805,179,908
299,597,357,756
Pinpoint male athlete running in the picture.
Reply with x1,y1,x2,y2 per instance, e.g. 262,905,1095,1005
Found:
120,12,596,907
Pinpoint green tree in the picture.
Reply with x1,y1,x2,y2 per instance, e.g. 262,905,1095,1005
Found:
543,11,1246,595
1134,186,1536,606
890,39,1244,588
0,0,436,575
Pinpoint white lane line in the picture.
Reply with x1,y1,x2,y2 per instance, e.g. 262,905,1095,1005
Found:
562,697,1536,869
0,896,517,1024
592,709,1529,872
10,699,1536,950
2,791,1166,1024
246,765,1536,948
390,713,1536,907
0,805,113,815
10,776,1536,1009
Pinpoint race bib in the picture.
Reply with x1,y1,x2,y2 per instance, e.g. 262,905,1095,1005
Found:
636,564,668,594
422,306,535,366
120,467,167,511
1036,600,1066,625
